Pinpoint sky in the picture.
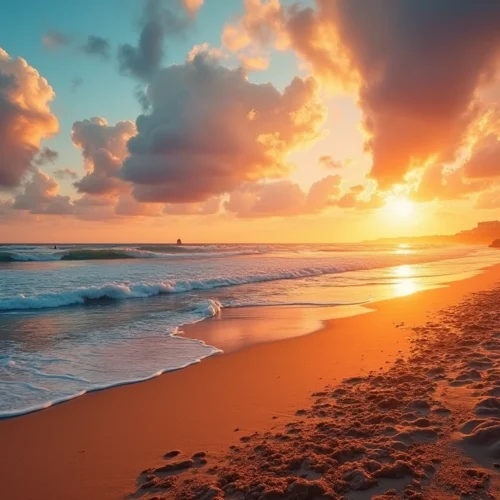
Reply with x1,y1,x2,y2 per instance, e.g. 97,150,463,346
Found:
1,0,500,243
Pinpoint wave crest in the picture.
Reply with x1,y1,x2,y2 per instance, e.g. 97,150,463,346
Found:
0,267,346,311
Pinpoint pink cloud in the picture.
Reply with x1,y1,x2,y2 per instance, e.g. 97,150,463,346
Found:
0,48,59,187
224,175,379,217
72,117,136,195
12,169,73,215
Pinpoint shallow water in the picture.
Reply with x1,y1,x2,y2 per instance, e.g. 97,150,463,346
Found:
0,242,498,417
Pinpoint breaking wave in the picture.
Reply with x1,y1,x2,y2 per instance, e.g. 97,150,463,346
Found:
0,266,350,311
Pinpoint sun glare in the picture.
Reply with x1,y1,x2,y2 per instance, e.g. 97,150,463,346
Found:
384,196,415,218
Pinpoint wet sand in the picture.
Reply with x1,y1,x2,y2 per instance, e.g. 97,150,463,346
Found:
1,265,500,499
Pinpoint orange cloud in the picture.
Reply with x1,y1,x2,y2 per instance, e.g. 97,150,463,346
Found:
238,54,269,71
222,23,252,52
464,133,500,178
0,48,59,187
224,1,500,190
181,0,204,16
411,164,490,202
304,1,500,187
222,0,288,52
475,189,500,209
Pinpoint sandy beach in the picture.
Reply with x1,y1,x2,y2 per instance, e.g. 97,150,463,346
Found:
1,265,500,499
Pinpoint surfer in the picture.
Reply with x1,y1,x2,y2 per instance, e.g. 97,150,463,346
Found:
176,238,182,245
53,245,57,250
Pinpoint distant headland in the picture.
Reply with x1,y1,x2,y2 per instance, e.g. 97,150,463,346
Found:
370,220,500,246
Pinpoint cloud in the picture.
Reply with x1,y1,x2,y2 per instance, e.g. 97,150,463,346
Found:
318,155,344,169
72,194,117,220
464,133,500,178
221,0,288,74
71,117,136,195
54,168,78,181
306,175,342,211
475,189,500,209
336,185,385,211
186,43,224,63
0,199,14,217
238,54,269,71
69,192,163,220
81,36,111,60
0,48,59,188
411,164,489,202
226,1,500,189
69,117,166,219
12,169,73,215
224,175,380,217
114,194,164,217
221,24,251,53
222,0,288,52
182,0,204,16
294,1,500,187
34,147,59,166
164,197,221,215
118,0,197,81
121,51,325,203
71,76,84,93
225,181,309,218
42,30,73,49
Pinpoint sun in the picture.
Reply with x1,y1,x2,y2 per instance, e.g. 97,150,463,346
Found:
384,196,415,218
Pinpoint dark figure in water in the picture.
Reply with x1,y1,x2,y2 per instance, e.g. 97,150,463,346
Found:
53,245,57,249
176,239,182,245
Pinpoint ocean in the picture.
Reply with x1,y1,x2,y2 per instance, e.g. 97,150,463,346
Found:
0,242,498,418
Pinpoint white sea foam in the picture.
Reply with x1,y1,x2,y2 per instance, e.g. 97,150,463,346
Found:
0,249,486,311
0,298,223,418
0,266,353,311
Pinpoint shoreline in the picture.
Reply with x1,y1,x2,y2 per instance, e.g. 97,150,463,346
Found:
165,265,500,498
1,264,500,499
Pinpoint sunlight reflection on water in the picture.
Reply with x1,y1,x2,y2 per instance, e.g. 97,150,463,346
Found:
393,265,418,296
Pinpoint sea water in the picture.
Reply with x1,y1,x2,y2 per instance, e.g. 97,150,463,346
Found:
0,242,498,417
